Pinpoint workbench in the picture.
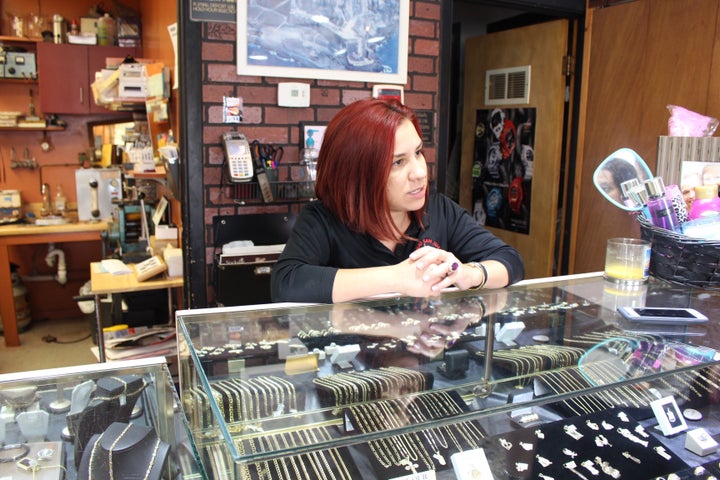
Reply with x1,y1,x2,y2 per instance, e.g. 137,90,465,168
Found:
89,261,183,362
0,222,109,347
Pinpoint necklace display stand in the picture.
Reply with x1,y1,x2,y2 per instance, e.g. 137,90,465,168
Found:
0,386,38,415
95,375,146,420
77,422,170,480
48,383,71,413
63,380,96,441
16,410,50,442
70,398,118,468
69,375,147,468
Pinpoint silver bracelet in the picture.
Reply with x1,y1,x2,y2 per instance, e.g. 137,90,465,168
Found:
467,262,488,290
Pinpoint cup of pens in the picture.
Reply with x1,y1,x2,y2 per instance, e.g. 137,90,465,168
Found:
265,168,278,182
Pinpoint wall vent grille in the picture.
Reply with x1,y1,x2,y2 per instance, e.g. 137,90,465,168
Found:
485,66,531,105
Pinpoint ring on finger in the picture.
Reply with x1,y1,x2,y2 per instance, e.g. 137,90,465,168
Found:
447,261,459,275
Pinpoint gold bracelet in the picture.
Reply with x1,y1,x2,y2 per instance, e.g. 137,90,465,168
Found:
467,262,487,290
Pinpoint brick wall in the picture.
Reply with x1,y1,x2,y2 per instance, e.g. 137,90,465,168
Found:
198,1,442,304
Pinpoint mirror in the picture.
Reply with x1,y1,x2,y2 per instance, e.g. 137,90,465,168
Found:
87,115,149,166
593,148,653,211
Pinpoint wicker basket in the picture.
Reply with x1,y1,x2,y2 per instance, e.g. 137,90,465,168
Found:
638,215,720,288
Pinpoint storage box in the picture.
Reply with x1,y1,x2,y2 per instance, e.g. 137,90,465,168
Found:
80,17,98,35
215,249,281,306
68,32,97,45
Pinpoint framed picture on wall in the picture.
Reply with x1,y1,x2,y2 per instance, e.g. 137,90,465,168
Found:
237,0,409,84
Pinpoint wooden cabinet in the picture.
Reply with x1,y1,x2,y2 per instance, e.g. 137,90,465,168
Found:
37,43,140,114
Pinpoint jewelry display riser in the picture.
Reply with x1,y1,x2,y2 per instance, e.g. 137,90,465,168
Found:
177,274,720,479
0,358,202,480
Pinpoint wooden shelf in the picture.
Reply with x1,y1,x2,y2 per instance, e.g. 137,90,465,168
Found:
0,78,38,84
0,36,42,44
130,165,167,179
0,125,65,132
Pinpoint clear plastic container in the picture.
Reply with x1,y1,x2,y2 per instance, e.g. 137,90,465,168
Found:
54,184,66,216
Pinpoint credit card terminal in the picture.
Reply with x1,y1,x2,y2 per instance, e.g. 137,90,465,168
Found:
223,132,253,182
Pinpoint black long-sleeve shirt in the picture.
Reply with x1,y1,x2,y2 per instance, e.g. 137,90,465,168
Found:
271,193,525,303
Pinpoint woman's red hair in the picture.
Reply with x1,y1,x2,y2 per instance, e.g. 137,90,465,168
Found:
315,98,427,242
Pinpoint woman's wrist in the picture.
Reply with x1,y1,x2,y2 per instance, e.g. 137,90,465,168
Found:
466,262,488,290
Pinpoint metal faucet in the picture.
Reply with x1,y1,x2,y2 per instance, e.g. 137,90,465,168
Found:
40,183,51,216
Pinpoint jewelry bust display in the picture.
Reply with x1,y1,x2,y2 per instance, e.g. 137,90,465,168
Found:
77,422,170,480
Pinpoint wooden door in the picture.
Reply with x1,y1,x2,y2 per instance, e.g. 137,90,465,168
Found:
459,19,574,279
571,0,720,274
37,43,89,114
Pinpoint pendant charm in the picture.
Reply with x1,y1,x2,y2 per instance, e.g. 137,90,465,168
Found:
563,424,584,440
581,460,600,476
622,451,641,464
594,434,612,447
562,448,578,458
536,455,552,467
654,446,672,460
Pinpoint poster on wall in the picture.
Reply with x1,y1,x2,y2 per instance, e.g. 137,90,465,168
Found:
471,108,536,234
236,0,409,84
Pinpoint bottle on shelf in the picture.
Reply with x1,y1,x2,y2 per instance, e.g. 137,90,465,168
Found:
688,184,720,220
52,14,65,44
665,184,689,224
644,177,681,232
97,13,116,46
54,184,66,216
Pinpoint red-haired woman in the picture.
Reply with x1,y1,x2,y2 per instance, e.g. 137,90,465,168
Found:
271,99,524,303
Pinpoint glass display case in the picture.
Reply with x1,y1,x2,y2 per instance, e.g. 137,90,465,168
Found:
177,273,720,479
0,356,204,480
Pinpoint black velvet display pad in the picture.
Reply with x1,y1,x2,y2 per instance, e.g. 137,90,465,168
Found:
482,408,688,479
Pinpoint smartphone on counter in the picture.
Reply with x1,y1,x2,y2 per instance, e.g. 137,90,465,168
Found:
617,306,708,324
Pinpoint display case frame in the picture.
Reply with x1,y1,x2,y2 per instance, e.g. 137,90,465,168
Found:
0,356,205,480
177,273,720,479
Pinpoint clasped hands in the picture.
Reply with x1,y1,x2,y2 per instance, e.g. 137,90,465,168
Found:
396,245,477,298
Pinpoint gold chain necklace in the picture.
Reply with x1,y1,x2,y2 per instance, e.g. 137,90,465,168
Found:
88,423,133,480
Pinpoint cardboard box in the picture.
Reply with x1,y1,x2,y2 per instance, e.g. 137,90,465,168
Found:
81,17,98,35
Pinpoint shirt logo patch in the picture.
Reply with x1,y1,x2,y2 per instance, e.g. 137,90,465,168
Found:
417,238,441,250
